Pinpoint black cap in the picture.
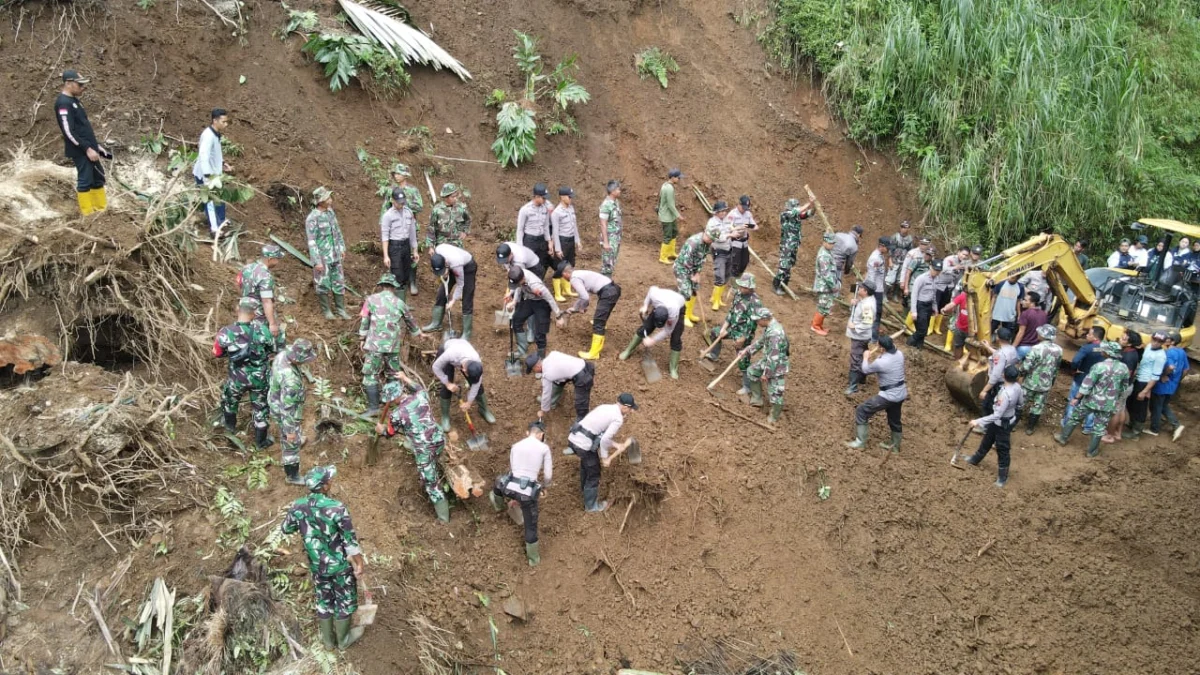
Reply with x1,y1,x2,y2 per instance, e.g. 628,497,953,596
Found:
878,335,896,352
533,183,548,197
507,266,525,287
559,186,574,196
430,253,446,274
996,326,1014,342
852,225,864,235
496,243,512,262
931,259,943,271
554,260,571,275
1003,364,1020,382
878,237,890,247
391,187,406,203
712,200,729,213
465,361,484,382
62,69,90,84
739,195,751,207
650,306,668,327
668,168,682,178
524,351,541,374
617,392,639,410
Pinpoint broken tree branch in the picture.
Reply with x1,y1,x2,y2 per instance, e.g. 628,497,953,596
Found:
704,399,775,432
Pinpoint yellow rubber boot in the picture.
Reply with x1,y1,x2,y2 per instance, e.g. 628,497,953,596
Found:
905,312,916,332
710,285,724,312
658,244,671,265
944,325,955,351
91,186,107,212
930,314,943,335
578,334,604,360
76,190,94,216
563,277,578,297
553,278,566,302
684,298,696,328
668,238,679,260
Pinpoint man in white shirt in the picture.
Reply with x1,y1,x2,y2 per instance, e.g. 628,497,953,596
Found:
422,244,476,340
618,285,687,379
489,421,553,565
564,393,639,513
526,350,594,422
431,338,495,429
193,108,231,234
517,183,554,279
560,262,622,360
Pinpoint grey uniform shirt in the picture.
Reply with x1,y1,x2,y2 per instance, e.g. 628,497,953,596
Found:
540,351,586,412
708,215,733,252
865,249,887,291
516,200,553,242
514,268,560,315
381,206,418,248
862,350,907,402
508,436,552,495
987,344,1019,385
937,254,963,290
645,285,685,342
975,382,1024,426
504,242,541,270
726,207,757,248
910,271,939,314
432,338,483,402
568,403,624,458
569,270,613,312
847,295,876,341
550,203,580,251
434,244,473,302
832,232,860,270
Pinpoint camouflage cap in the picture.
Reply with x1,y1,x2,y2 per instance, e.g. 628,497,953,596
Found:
381,380,405,403
1036,323,1057,341
289,338,316,363
392,163,411,177
1100,341,1121,358
305,464,337,491
238,297,261,313
784,198,800,210
704,218,726,242
440,182,459,198
734,273,756,290
262,244,285,259
752,306,773,321
822,232,836,243
377,272,401,288
312,186,333,203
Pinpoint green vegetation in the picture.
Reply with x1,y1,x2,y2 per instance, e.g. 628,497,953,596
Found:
762,0,1200,250
490,30,591,167
636,46,680,88
300,33,411,97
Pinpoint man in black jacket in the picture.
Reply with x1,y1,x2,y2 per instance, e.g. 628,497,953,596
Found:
55,69,110,215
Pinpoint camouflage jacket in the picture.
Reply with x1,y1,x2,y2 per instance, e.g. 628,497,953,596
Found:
747,319,789,377
1020,341,1062,393
268,351,305,427
599,197,622,238
238,260,276,308
674,232,710,277
280,493,362,578
305,208,346,266
384,385,445,451
725,291,763,340
888,233,914,267
359,291,418,353
426,201,471,248
1076,358,1131,414
813,247,840,293
779,206,809,239
380,182,424,219
214,321,276,375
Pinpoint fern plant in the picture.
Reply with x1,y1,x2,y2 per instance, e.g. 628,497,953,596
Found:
636,47,679,88
492,103,537,167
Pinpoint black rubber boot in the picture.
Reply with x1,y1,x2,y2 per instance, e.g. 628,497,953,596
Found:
995,466,1009,488
1121,422,1143,440
364,384,381,416
1086,434,1103,458
706,330,723,361
284,463,303,485
964,453,981,466
222,411,238,434
254,425,274,450
1024,414,1040,436
772,275,785,296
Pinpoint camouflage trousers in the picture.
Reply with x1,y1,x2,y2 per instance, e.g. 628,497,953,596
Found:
1023,387,1051,416
707,328,751,370
412,440,447,504
777,230,801,275
312,571,358,620
361,351,401,387
1066,404,1113,438
221,368,269,428
815,291,836,316
600,232,621,277
278,420,302,466
745,363,786,405
313,260,346,295
675,267,698,300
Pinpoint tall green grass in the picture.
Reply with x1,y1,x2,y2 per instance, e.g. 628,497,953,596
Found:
763,0,1200,250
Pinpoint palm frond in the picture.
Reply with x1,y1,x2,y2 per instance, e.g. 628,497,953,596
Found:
336,0,472,81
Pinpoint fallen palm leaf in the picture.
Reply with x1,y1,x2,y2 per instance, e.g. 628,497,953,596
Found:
337,0,471,81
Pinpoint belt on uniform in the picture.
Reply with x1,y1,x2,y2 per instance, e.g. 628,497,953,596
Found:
568,422,601,453
880,380,906,391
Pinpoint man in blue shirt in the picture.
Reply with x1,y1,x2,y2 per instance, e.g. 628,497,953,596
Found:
1061,326,1106,434
989,273,1024,341
1123,331,1167,439
1149,331,1189,440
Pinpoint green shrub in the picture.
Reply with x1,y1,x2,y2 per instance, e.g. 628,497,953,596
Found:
635,47,680,88
301,33,409,96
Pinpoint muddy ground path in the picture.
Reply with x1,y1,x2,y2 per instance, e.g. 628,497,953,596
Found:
1,0,1198,673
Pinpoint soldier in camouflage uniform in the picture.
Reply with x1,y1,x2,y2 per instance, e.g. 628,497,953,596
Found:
811,232,840,335
1019,323,1063,435
279,465,366,651
377,375,451,522
702,274,763,384
598,180,623,277
359,273,422,416
214,297,278,449
237,244,286,343
673,229,713,327
306,187,350,321
742,307,790,426
1054,341,1131,457
269,339,317,484
383,164,425,296
773,197,814,295
425,183,471,249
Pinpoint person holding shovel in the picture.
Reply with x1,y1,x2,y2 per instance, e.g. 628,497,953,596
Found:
619,285,687,380
506,266,564,360
742,307,790,426
279,465,366,650
527,350,594,422
957,364,1024,487
432,338,496,431
378,376,451,522
773,197,815,296
565,393,639,513
701,273,763,396
422,244,476,340
269,339,317,485
489,420,553,566
359,273,423,416
845,335,907,452
559,262,622,360
674,228,714,327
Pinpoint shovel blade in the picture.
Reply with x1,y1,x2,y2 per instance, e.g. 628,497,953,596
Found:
505,355,524,377
626,438,642,464
641,355,662,384
353,603,377,627
494,310,511,326
506,499,524,525
698,357,717,373
467,434,489,452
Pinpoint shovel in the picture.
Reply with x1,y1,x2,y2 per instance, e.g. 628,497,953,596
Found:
463,407,489,452
697,327,726,374
604,437,642,465
504,326,524,377
494,306,512,327
949,425,974,469
641,348,662,384
352,583,377,628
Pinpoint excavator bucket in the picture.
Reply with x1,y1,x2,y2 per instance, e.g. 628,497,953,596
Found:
945,363,988,411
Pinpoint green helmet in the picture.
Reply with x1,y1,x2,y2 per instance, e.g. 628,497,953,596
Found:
440,182,459,198
377,273,401,288
381,380,405,403
289,338,316,363
305,465,337,491
392,163,411,177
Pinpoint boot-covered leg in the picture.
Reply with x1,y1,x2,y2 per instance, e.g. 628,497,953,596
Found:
460,313,474,342
1054,423,1076,445
1024,413,1040,436
318,618,336,650
525,541,541,566
810,312,829,336
563,277,578,297
489,490,504,512
433,498,450,522
333,293,352,320
583,487,609,513
255,425,274,450
1086,433,1103,458
284,462,304,485
684,298,696,328
553,278,567,302
317,293,335,320
334,618,364,650
668,350,681,380
658,243,671,265
364,385,381,416
772,275,785,296
767,403,783,425
514,329,530,359
76,190,94,216
668,238,679,260
91,187,108,212
995,466,1009,488
710,285,723,312
880,431,902,453
618,333,644,361
1121,421,1143,440
439,397,452,432
475,391,497,424
845,423,869,449
579,334,604,360
222,411,238,435
748,379,764,407
705,331,723,361
422,306,445,332
843,371,859,396
736,370,751,397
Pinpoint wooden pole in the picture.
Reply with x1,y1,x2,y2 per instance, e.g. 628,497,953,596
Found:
706,353,743,391
748,245,799,301
803,184,834,234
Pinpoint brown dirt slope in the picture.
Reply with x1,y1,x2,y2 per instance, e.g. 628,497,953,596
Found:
0,0,1198,673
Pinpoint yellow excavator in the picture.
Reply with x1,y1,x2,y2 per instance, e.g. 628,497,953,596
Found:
944,222,1198,409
